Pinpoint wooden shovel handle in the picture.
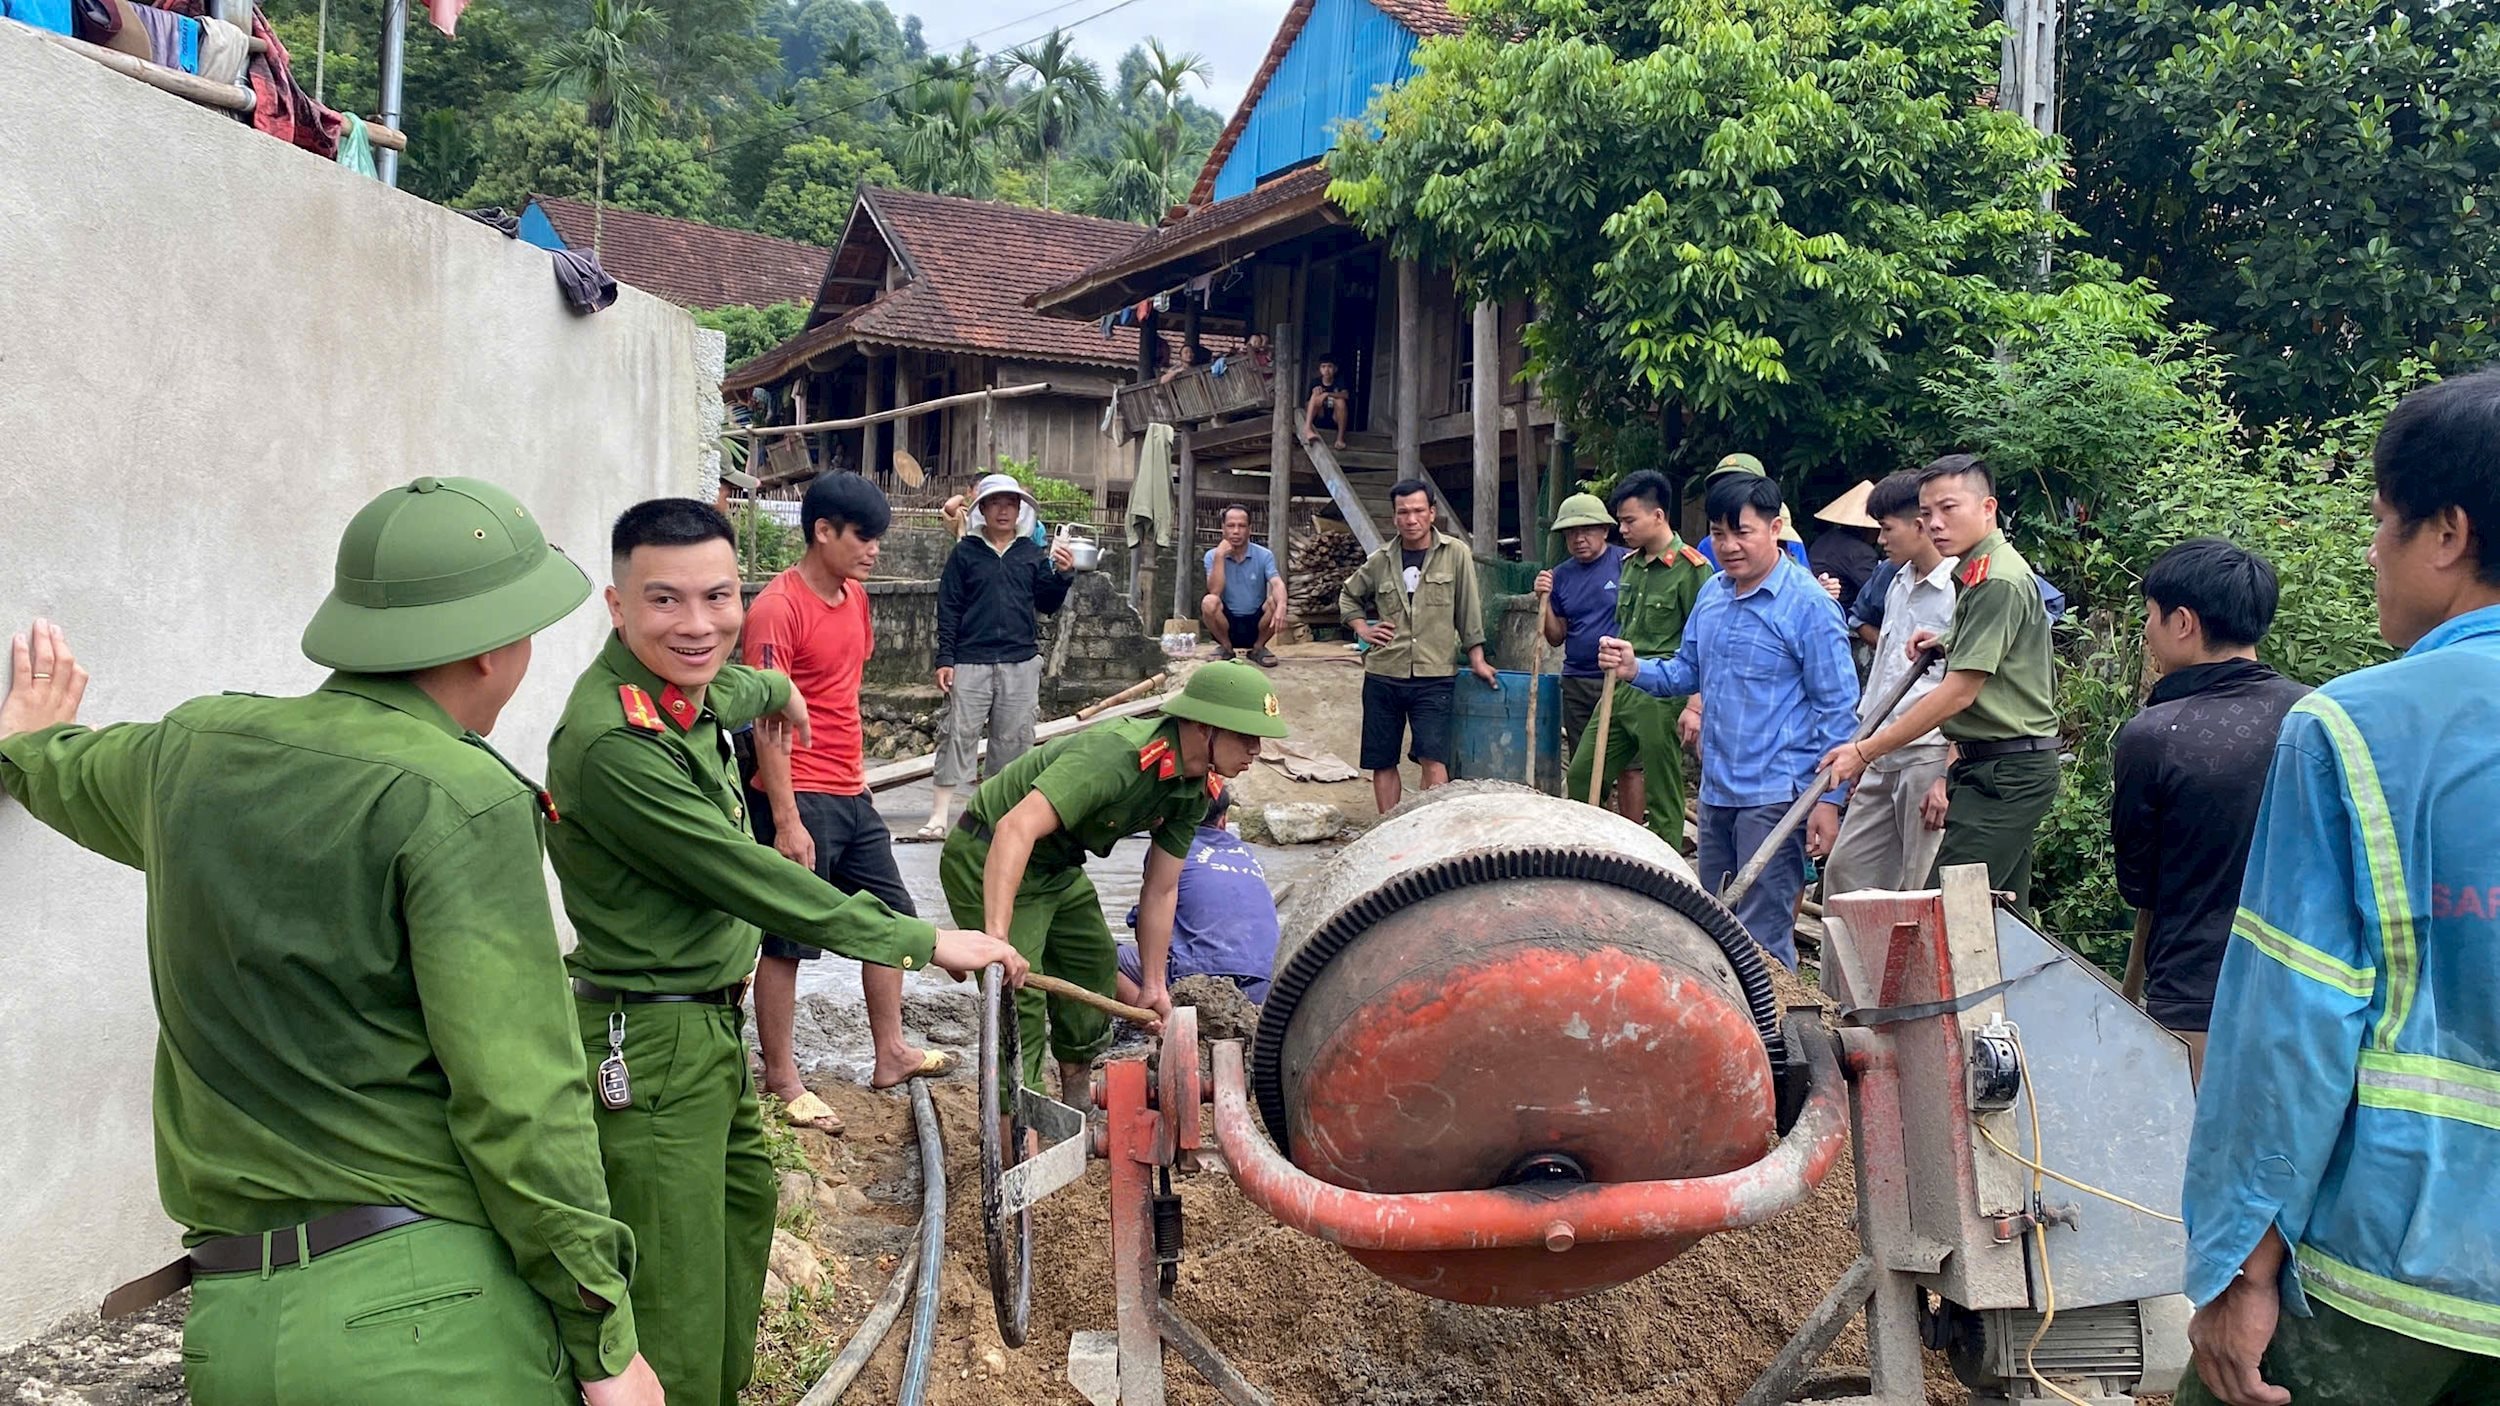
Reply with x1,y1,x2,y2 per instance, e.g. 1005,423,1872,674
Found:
1026,970,1161,1026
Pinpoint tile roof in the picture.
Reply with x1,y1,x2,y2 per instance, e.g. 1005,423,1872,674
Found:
1189,0,1463,206
531,195,828,310
723,188,1161,391
1029,165,1342,318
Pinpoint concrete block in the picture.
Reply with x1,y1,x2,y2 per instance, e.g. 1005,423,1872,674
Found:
1067,1329,1120,1406
1263,802,1346,845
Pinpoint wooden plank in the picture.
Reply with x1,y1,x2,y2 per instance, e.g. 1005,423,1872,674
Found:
863,692,1173,793
1394,258,1423,484
1268,320,1297,568
1301,438,1385,554
1517,403,1541,553
1173,430,1198,624
1471,299,1501,555
860,353,883,481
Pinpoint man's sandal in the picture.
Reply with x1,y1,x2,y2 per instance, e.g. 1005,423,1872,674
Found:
871,1049,961,1091
781,1091,844,1135
898,820,949,843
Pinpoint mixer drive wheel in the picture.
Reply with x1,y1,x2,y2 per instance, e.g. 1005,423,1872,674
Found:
978,963,1035,1347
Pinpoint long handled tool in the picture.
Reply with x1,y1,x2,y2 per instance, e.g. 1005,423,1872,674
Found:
1718,646,1943,911
1028,970,1161,1026
1584,675,1617,807
1525,633,1545,790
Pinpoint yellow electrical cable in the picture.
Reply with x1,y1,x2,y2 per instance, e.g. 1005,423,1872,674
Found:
2012,1026,2095,1406
1977,1124,2186,1226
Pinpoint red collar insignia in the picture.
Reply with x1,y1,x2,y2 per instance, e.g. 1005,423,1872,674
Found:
1959,555,1992,588
1138,736,1177,781
536,789,562,825
618,684,666,733
657,685,696,731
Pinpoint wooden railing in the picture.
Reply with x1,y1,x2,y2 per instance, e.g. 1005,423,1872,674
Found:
1115,361,1275,437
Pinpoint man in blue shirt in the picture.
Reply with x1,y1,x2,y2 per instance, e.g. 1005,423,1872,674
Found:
1116,787,1279,1005
1599,473,1859,966
2179,369,2500,1406
1534,492,1631,767
1691,453,1814,572
1200,504,1286,667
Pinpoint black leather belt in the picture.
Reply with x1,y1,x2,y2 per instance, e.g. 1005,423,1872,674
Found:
189,1205,430,1275
954,813,994,843
1955,735,2060,761
572,977,743,1005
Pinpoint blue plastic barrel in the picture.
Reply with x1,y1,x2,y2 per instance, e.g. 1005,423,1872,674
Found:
1449,670,1563,793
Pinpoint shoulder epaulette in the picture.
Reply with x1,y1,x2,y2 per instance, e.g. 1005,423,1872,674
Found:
619,684,667,734
1138,734,1178,781
1678,544,1707,568
1960,555,1992,588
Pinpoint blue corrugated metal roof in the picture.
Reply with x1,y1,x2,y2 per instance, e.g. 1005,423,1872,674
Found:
1211,0,1420,202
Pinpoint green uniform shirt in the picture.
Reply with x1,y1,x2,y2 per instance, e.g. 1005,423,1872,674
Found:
546,635,936,993
1938,530,2060,742
1336,532,1486,679
0,675,639,1381
966,716,1214,872
1617,537,1711,659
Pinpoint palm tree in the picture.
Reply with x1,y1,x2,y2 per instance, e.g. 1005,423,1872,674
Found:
1001,29,1106,209
1083,118,1208,223
892,76,1020,198
531,0,669,255
1128,38,1209,173
822,31,876,75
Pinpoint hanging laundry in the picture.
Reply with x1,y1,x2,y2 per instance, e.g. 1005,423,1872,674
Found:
97,0,151,58
335,113,378,177
1185,273,1213,300
1099,313,1116,338
192,10,245,83
1133,299,1153,322
1,0,74,35
424,0,465,35
552,248,617,314
126,3,194,71
1151,291,1172,313
69,0,117,41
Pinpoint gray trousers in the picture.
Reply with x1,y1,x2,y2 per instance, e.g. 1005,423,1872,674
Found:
936,656,1043,789
1822,748,1950,899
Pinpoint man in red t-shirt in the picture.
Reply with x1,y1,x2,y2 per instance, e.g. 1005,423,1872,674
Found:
743,475,953,1131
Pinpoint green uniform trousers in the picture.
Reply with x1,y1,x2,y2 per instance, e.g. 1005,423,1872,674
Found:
2178,1299,2500,1406
184,1219,572,1406
940,832,1119,1092
576,998,773,1406
1927,750,2059,912
1565,686,1686,849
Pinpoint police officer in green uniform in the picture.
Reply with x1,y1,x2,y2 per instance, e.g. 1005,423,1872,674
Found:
1562,472,1709,844
942,660,1291,1096
544,498,1022,1406
0,478,661,1406
1820,454,2060,909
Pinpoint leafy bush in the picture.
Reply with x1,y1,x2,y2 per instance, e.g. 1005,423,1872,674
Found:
733,503,806,579
697,302,809,369
994,454,1097,524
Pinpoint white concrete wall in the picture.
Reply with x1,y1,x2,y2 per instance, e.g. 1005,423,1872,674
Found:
0,22,721,1346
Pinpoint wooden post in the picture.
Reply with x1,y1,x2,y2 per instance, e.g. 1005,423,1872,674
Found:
974,363,995,475
1394,258,1423,484
1518,402,1541,555
1136,308,1158,384
1268,321,1297,569
1471,299,1501,556
1173,430,1198,626
891,354,915,482
861,355,883,482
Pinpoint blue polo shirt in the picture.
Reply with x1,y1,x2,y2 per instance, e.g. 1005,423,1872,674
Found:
1547,544,1630,677
1204,542,1280,617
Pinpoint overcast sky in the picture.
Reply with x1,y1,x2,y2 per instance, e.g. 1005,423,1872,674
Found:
918,0,1294,117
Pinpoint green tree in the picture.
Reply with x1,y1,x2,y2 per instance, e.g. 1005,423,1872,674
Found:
459,106,729,221
1124,37,1209,174
1083,119,1206,223
264,0,545,202
531,0,671,252
891,72,1020,198
2063,0,2500,423
696,301,810,366
1001,28,1107,208
1328,0,2094,473
753,136,896,244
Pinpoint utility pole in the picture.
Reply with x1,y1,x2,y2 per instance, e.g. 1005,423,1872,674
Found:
376,0,406,187
1998,0,2061,280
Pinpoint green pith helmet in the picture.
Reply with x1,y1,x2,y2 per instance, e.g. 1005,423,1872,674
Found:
1162,660,1291,739
301,476,593,673
1551,493,1614,532
1707,452,1766,480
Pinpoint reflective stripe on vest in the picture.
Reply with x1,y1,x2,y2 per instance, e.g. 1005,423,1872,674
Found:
2296,694,2418,1049
2356,1049,2500,1133
2296,1244,2500,1357
2233,909,2376,999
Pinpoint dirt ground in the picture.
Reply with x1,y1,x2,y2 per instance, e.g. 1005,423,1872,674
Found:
765,1056,1976,1406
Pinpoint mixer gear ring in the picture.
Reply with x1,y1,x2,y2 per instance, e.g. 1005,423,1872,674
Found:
978,964,1034,1347
1251,845,1790,1147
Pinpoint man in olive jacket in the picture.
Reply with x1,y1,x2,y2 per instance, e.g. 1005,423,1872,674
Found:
1337,480,1499,814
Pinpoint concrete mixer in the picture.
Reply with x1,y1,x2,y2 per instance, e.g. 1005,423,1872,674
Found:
978,785,2196,1405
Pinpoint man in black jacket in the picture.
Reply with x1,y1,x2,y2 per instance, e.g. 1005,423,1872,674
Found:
907,473,1076,841
2110,537,2310,1080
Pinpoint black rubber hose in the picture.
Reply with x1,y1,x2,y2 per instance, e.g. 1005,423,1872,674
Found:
897,1079,946,1406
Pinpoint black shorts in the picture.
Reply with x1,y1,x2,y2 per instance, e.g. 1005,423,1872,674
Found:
1360,674,1456,771
746,790,917,960
1224,610,1264,648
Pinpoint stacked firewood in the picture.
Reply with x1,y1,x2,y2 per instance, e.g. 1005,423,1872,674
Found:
1289,516,1369,628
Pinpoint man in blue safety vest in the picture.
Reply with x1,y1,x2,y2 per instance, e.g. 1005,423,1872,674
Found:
2180,368,2500,1405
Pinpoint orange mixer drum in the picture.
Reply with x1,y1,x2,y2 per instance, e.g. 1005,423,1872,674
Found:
1250,784,1787,1305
